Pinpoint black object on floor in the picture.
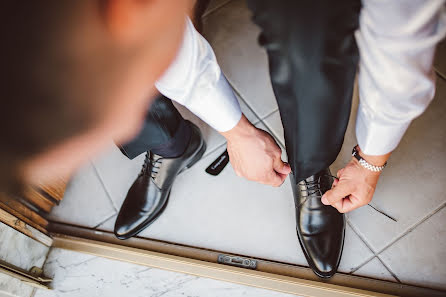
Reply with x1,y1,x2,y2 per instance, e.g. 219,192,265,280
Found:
205,149,229,176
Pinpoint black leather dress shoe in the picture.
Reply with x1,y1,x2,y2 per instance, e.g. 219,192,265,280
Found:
114,122,206,240
291,168,345,278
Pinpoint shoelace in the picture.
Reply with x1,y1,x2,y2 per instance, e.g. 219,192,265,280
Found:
139,153,163,180
300,174,397,222
297,175,325,208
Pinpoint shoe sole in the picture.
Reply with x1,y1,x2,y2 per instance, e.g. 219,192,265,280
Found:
115,140,207,240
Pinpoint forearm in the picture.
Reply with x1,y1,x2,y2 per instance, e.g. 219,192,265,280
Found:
356,0,446,155
155,17,242,132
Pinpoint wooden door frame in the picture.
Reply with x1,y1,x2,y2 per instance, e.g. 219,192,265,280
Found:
49,222,445,297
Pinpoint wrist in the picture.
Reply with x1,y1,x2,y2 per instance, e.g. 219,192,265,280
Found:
356,145,391,167
220,114,256,142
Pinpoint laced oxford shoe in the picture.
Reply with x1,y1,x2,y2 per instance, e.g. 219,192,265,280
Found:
291,168,345,278
114,122,206,240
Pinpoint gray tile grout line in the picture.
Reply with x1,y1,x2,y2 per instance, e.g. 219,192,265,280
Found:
260,107,280,122
346,219,375,252
346,219,402,283
347,254,375,275
374,201,446,256
375,254,401,283
91,161,119,212
435,68,446,81
202,142,227,159
348,201,446,283
344,219,394,278
349,254,401,283
92,212,117,230
203,0,234,18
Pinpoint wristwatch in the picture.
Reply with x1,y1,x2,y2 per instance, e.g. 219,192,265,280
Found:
352,145,387,172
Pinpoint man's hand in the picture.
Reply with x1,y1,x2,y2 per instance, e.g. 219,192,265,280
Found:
321,146,391,213
221,115,291,187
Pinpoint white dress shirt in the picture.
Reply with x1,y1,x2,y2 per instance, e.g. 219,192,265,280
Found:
156,18,242,132
156,1,446,156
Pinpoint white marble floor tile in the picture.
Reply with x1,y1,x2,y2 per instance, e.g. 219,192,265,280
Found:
0,223,49,297
0,274,35,297
158,274,301,297
332,77,446,253
353,257,397,282
34,248,301,297
47,163,116,228
378,206,446,291
0,223,49,270
203,0,279,119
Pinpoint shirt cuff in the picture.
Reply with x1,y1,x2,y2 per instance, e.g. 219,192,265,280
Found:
185,74,242,132
355,102,411,156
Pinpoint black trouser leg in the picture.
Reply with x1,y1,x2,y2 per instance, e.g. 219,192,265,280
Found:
119,95,191,159
246,0,360,183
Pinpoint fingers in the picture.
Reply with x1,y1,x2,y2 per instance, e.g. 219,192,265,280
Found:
332,195,360,213
269,148,290,186
272,145,291,174
321,182,355,205
332,197,355,213
266,170,286,187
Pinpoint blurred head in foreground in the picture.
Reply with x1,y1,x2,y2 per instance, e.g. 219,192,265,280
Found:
0,0,188,193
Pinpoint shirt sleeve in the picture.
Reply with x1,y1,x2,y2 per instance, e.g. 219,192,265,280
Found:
155,17,242,132
355,0,446,155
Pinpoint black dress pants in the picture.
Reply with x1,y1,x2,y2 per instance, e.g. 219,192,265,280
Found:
121,0,361,183
247,0,361,182
120,95,191,160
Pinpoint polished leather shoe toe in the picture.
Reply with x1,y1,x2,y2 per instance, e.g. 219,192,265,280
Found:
114,121,206,240
291,168,345,278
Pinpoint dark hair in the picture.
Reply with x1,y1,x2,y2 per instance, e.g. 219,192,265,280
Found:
0,1,98,193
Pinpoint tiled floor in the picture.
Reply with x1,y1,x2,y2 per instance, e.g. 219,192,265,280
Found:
44,0,446,294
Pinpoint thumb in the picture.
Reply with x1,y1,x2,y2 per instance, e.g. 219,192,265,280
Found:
273,158,291,175
322,182,354,205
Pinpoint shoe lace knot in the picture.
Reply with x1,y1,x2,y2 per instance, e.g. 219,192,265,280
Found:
139,153,163,179
301,176,323,198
